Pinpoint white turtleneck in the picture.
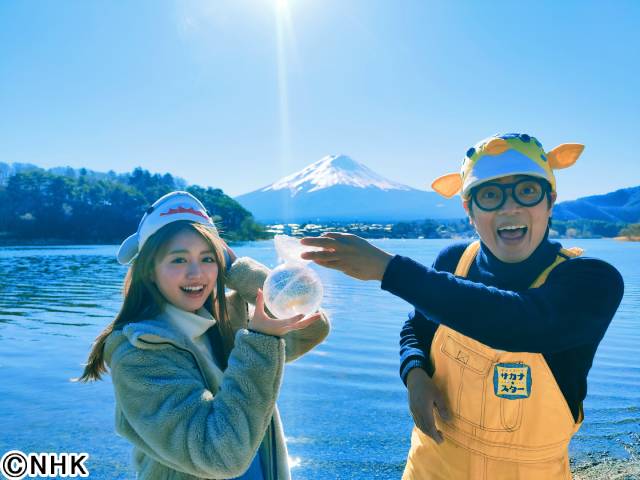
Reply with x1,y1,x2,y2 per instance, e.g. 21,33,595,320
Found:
163,303,219,370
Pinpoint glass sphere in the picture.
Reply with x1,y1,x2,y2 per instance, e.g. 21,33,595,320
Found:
263,263,323,318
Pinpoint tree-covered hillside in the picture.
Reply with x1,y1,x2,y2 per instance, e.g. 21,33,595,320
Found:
554,185,640,223
0,167,268,243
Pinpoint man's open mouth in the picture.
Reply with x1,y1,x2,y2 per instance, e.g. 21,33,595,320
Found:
497,225,528,240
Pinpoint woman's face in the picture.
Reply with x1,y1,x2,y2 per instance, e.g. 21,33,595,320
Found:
465,175,556,263
153,229,219,313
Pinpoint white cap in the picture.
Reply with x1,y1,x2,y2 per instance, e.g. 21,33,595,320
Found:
117,191,217,265
461,148,550,196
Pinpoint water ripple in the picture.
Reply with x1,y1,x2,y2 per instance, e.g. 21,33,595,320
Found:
1,239,638,479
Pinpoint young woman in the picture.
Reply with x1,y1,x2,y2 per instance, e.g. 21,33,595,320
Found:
79,191,330,480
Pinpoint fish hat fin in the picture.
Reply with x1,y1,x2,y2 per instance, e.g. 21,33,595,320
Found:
431,173,462,198
482,137,510,155
547,143,584,170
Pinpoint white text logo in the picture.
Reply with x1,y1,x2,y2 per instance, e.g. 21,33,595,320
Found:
1,450,89,479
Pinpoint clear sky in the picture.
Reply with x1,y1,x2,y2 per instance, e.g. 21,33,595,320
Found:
1,0,638,201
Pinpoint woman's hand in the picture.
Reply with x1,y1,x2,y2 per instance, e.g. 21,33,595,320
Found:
406,368,452,444
248,289,322,337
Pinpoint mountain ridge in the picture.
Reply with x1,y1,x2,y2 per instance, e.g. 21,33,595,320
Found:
237,154,640,224
3,159,639,225
235,155,466,222
553,185,640,223
263,154,412,195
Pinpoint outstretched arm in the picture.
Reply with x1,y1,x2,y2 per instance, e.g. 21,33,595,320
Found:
384,255,623,353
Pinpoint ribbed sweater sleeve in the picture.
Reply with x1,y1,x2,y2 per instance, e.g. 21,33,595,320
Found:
399,310,437,384
386,255,623,355
398,243,466,384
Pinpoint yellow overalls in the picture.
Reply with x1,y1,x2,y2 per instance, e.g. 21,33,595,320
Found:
403,241,584,480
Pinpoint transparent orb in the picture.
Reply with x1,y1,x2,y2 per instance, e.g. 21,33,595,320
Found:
263,263,323,318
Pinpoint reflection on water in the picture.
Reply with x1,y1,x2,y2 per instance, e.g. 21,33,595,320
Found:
0,249,124,338
0,240,638,479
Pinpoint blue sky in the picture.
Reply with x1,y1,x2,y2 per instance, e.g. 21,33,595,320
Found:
0,0,638,201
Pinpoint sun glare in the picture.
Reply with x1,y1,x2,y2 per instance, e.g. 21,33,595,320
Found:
273,0,295,218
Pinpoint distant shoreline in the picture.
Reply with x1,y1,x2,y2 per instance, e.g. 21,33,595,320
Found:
0,235,628,247
614,236,640,242
0,238,120,247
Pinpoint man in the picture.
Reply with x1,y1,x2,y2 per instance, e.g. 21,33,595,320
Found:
301,133,623,479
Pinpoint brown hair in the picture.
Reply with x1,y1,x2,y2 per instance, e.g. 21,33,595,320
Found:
76,221,234,382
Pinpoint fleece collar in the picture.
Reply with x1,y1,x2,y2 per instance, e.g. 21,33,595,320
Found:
120,304,215,352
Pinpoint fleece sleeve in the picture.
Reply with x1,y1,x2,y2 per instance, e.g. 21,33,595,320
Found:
385,256,623,354
110,330,284,479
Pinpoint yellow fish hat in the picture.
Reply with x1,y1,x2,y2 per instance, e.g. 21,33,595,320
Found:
431,133,585,199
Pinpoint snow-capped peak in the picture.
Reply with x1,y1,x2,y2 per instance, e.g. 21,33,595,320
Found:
263,154,412,195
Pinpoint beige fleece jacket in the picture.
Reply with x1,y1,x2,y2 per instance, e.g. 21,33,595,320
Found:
104,257,330,479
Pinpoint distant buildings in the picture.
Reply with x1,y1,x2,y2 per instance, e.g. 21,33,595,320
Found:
264,222,460,239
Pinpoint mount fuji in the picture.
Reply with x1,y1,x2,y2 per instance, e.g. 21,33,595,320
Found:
235,155,466,222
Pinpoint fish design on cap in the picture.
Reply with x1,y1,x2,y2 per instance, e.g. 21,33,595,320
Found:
432,133,585,198
160,206,209,220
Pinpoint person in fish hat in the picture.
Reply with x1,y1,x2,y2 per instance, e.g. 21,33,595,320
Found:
300,133,624,479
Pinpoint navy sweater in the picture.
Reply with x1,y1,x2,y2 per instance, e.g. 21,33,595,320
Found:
384,237,624,422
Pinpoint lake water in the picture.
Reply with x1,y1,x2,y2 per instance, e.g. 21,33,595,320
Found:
0,239,638,479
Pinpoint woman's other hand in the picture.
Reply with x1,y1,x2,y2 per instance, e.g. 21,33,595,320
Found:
248,289,321,337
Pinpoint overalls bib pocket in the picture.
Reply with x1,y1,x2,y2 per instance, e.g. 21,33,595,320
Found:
439,335,524,432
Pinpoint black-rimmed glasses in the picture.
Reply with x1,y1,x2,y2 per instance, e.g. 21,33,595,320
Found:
471,178,549,212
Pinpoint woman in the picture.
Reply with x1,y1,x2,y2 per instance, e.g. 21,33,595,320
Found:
79,191,330,479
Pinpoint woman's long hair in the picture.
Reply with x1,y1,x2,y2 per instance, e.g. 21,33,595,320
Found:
77,221,234,382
